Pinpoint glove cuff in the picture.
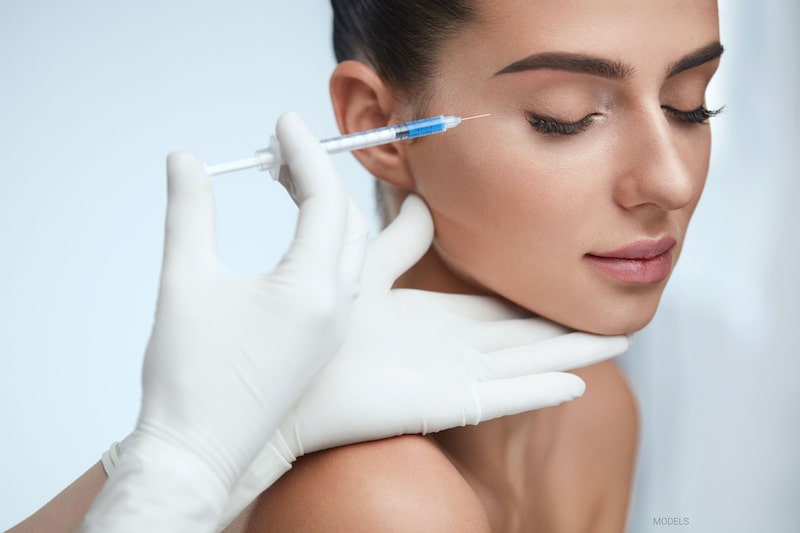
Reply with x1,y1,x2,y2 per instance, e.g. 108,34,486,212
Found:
100,441,122,478
82,434,230,532
218,431,296,528
100,434,133,479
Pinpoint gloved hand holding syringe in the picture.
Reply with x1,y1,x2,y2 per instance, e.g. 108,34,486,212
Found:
204,113,491,177
67,112,632,533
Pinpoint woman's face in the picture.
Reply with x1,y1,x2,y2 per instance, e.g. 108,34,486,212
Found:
402,0,721,334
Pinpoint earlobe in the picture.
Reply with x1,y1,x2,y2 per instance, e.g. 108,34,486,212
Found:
329,61,415,189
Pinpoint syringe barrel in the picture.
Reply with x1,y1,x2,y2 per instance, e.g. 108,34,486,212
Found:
404,116,451,138
320,115,452,154
321,125,403,154
205,115,463,177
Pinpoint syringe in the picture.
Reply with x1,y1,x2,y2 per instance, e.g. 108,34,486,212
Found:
204,114,490,177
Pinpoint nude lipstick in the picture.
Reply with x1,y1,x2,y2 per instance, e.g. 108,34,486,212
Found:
584,237,676,284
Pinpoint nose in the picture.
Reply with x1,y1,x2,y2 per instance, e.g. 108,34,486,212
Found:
612,106,699,212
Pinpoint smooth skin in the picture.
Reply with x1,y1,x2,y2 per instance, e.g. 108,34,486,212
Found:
237,0,721,531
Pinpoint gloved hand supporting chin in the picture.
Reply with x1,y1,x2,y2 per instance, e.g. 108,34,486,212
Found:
218,192,632,527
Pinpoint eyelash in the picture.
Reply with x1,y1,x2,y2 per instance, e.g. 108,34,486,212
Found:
526,105,724,136
662,105,724,124
526,114,595,136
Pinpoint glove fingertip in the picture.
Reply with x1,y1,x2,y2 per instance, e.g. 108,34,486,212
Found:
275,112,324,165
478,372,587,422
274,112,345,209
167,151,209,191
563,372,587,398
361,194,433,291
162,151,218,272
533,371,586,400
396,194,434,243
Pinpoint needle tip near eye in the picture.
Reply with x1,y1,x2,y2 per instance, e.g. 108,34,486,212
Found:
462,113,492,121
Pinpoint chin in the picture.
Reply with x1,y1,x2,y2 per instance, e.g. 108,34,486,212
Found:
566,296,662,336
580,313,656,336
508,288,664,337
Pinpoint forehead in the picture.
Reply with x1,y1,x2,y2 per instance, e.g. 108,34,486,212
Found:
447,0,719,76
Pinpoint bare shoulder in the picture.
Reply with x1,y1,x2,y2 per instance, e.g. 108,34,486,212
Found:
242,435,491,533
540,360,639,532
567,359,640,446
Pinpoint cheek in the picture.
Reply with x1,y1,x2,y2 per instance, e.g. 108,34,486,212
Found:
690,128,712,194
664,126,711,272
677,125,712,219
403,119,712,334
407,125,611,298
412,121,616,243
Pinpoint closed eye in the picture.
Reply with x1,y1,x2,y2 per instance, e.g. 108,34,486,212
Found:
662,105,724,124
527,114,595,136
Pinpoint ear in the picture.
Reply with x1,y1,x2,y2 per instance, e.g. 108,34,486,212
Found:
329,61,415,189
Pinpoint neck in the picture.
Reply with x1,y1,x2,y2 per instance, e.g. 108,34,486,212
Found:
431,412,559,526
382,182,490,295
393,245,490,294
396,245,548,501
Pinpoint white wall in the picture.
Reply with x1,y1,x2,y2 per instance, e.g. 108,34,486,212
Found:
2,1,797,530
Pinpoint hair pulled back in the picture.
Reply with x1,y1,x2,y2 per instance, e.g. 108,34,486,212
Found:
331,0,478,104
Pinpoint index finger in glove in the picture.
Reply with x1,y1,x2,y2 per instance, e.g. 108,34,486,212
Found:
480,332,631,379
463,317,570,353
391,290,532,321
275,112,352,277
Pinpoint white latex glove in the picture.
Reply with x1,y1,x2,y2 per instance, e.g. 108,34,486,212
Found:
218,196,632,527
80,112,368,532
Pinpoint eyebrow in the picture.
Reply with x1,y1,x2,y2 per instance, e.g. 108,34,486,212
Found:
667,41,724,77
494,41,724,80
495,52,632,80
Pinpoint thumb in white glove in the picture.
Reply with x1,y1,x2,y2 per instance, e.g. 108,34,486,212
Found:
81,112,368,532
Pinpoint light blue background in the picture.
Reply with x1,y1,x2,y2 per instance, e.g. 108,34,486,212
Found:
620,3,800,531
1,1,797,531
0,1,374,526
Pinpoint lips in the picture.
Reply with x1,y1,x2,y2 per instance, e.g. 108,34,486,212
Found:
584,237,677,284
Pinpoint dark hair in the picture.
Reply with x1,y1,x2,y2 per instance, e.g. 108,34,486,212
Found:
331,0,478,107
